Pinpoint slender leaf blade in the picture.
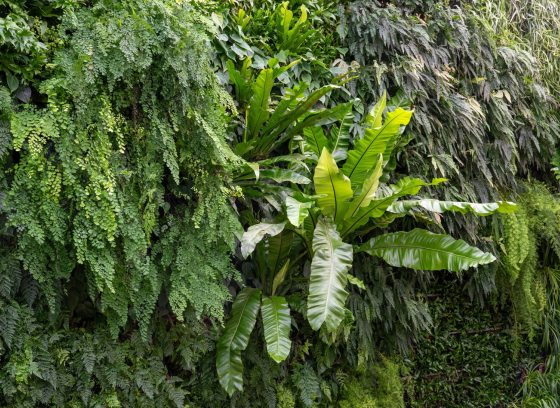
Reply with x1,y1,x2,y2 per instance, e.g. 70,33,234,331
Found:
216,347,243,396
286,196,313,227
303,126,329,157
331,104,354,162
260,168,311,184
345,154,383,219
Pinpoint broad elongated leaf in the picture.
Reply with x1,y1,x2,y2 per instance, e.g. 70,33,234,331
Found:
342,107,413,187
359,228,496,272
387,199,516,216
268,231,294,277
247,68,274,139
314,148,353,223
345,154,383,220
258,154,309,172
331,104,354,162
260,168,311,184
286,196,313,227
261,296,292,362
303,126,329,157
217,288,262,395
241,222,286,258
216,348,243,397
272,260,290,296
262,84,308,136
307,217,353,331
365,91,386,129
227,59,252,105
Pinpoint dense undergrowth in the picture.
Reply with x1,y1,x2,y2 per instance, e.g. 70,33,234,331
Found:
0,0,559,407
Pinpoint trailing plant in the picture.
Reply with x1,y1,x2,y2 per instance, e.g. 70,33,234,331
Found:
500,182,560,336
1,0,241,340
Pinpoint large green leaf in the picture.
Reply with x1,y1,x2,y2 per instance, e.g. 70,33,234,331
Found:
307,217,353,331
314,148,353,223
261,296,292,363
365,91,386,129
359,228,496,272
303,126,329,157
247,68,274,139
241,222,286,259
330,104,354,162
342,107,413,187
345,154,383,220
286,196,313,227
272,260,290,296
387,199,517,216
216,348,243,398
227,58,252,105
216,288,262,395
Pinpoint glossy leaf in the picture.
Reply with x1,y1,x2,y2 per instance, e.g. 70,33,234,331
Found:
347,274,365,290
307,217,353,331
287,101,353,141
260,168,311,184
272,260,290,296
314,148,353,222
387,199,517,216
345,154,383,219
303,126,329,157
286,196,313,227
261,296,292,362
359,228,496,272
216,288,262,395
366,91,387,129
247,68,274,139
331,104,354,162
263,85,339,141
241,222,286,259
216,347,243,397
342,107,413,187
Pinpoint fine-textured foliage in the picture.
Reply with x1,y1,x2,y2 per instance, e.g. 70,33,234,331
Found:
2,0,559,406
3,0,241,338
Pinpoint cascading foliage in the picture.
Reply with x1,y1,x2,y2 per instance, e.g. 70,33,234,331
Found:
1,0,559,407
2,0,242,338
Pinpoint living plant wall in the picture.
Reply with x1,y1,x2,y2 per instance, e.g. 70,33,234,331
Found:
0,0,559,407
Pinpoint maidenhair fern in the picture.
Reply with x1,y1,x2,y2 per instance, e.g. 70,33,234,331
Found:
2,0,240,337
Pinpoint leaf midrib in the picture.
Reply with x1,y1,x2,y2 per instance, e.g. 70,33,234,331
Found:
369,242,486,262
